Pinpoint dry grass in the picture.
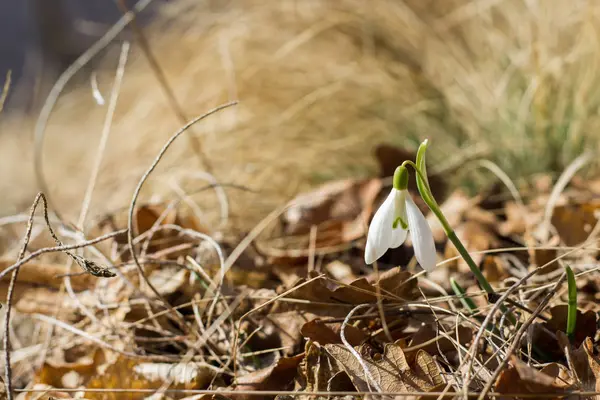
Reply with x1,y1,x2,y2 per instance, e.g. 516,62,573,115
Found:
0,0,599,227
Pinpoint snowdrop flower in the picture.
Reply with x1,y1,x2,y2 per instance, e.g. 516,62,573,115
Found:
364,166,437,271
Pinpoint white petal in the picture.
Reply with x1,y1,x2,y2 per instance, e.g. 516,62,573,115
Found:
390,225,408,249
364,189,397,264
390,190,408,248
405,195,437,271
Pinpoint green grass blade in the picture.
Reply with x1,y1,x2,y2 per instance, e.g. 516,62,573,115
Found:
450,277,477,313
565,264,577,340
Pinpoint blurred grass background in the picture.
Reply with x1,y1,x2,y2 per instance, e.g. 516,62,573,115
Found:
0,0,599,228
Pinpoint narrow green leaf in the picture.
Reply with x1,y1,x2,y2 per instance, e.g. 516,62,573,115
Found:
415,139,432,203
565,265,577,340
450,277,477,313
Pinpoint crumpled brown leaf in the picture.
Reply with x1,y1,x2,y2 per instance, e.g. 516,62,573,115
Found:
551,201,600,246
259,178,382,262
265,311,317,355
558,333,600,397
495,355,572,399
325,341,445,395
287,269,417,316
299,341,353,394
405,324,473,366
300,319,368,346
0,260,94,291
532,305,598,356
234,354,304,400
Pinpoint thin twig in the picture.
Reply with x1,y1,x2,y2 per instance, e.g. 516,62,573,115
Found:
125,102,236,336
477,272,567,400
126,102,236,297
77,41,130,230
0,228,126,282
4,193,42,400
341,304,382,393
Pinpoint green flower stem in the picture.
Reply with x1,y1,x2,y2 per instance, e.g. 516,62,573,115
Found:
409,140,517,325
402,160,495,295
565,265,577,340
447,231,495,296
450,277,477,312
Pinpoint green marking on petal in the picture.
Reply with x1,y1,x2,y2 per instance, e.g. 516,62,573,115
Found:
393,217,408,230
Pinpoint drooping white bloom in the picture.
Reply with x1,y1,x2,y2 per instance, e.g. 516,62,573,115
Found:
364,188,437,271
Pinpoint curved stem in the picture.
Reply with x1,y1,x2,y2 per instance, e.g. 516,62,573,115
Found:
408,143,516,324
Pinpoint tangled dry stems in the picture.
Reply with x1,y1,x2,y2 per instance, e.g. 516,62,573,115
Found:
1,0,600,397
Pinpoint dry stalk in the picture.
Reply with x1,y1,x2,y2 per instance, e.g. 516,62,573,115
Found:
126,101,236,335
477,272,567,399
2,193,119,398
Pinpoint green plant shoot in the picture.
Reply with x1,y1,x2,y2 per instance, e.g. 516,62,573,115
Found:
565,264,577,340
450,277,477,313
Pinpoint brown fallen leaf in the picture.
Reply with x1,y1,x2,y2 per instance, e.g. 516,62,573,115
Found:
426,190,472,242
234,354,304,400
325,341,445,394
324,260,356,284
300,319,368,346
36,344,101,389
266,311,317,355
533,305,598,354
299,341,354,394
499,201,531,237
288,269,417,316
495,355,572,399
260,178,382,262
558,333,600,396
0,260,94,291
551,201,600,246
444,220,500,272
481,255,510,283
405,324,473,366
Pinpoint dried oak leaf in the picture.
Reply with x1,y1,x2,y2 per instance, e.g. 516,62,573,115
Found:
495,355,572,399
405,324,473,365
300,319,368,346
325,341,445,394
234,354,304,400
299,341,353,394
288,269,417,316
